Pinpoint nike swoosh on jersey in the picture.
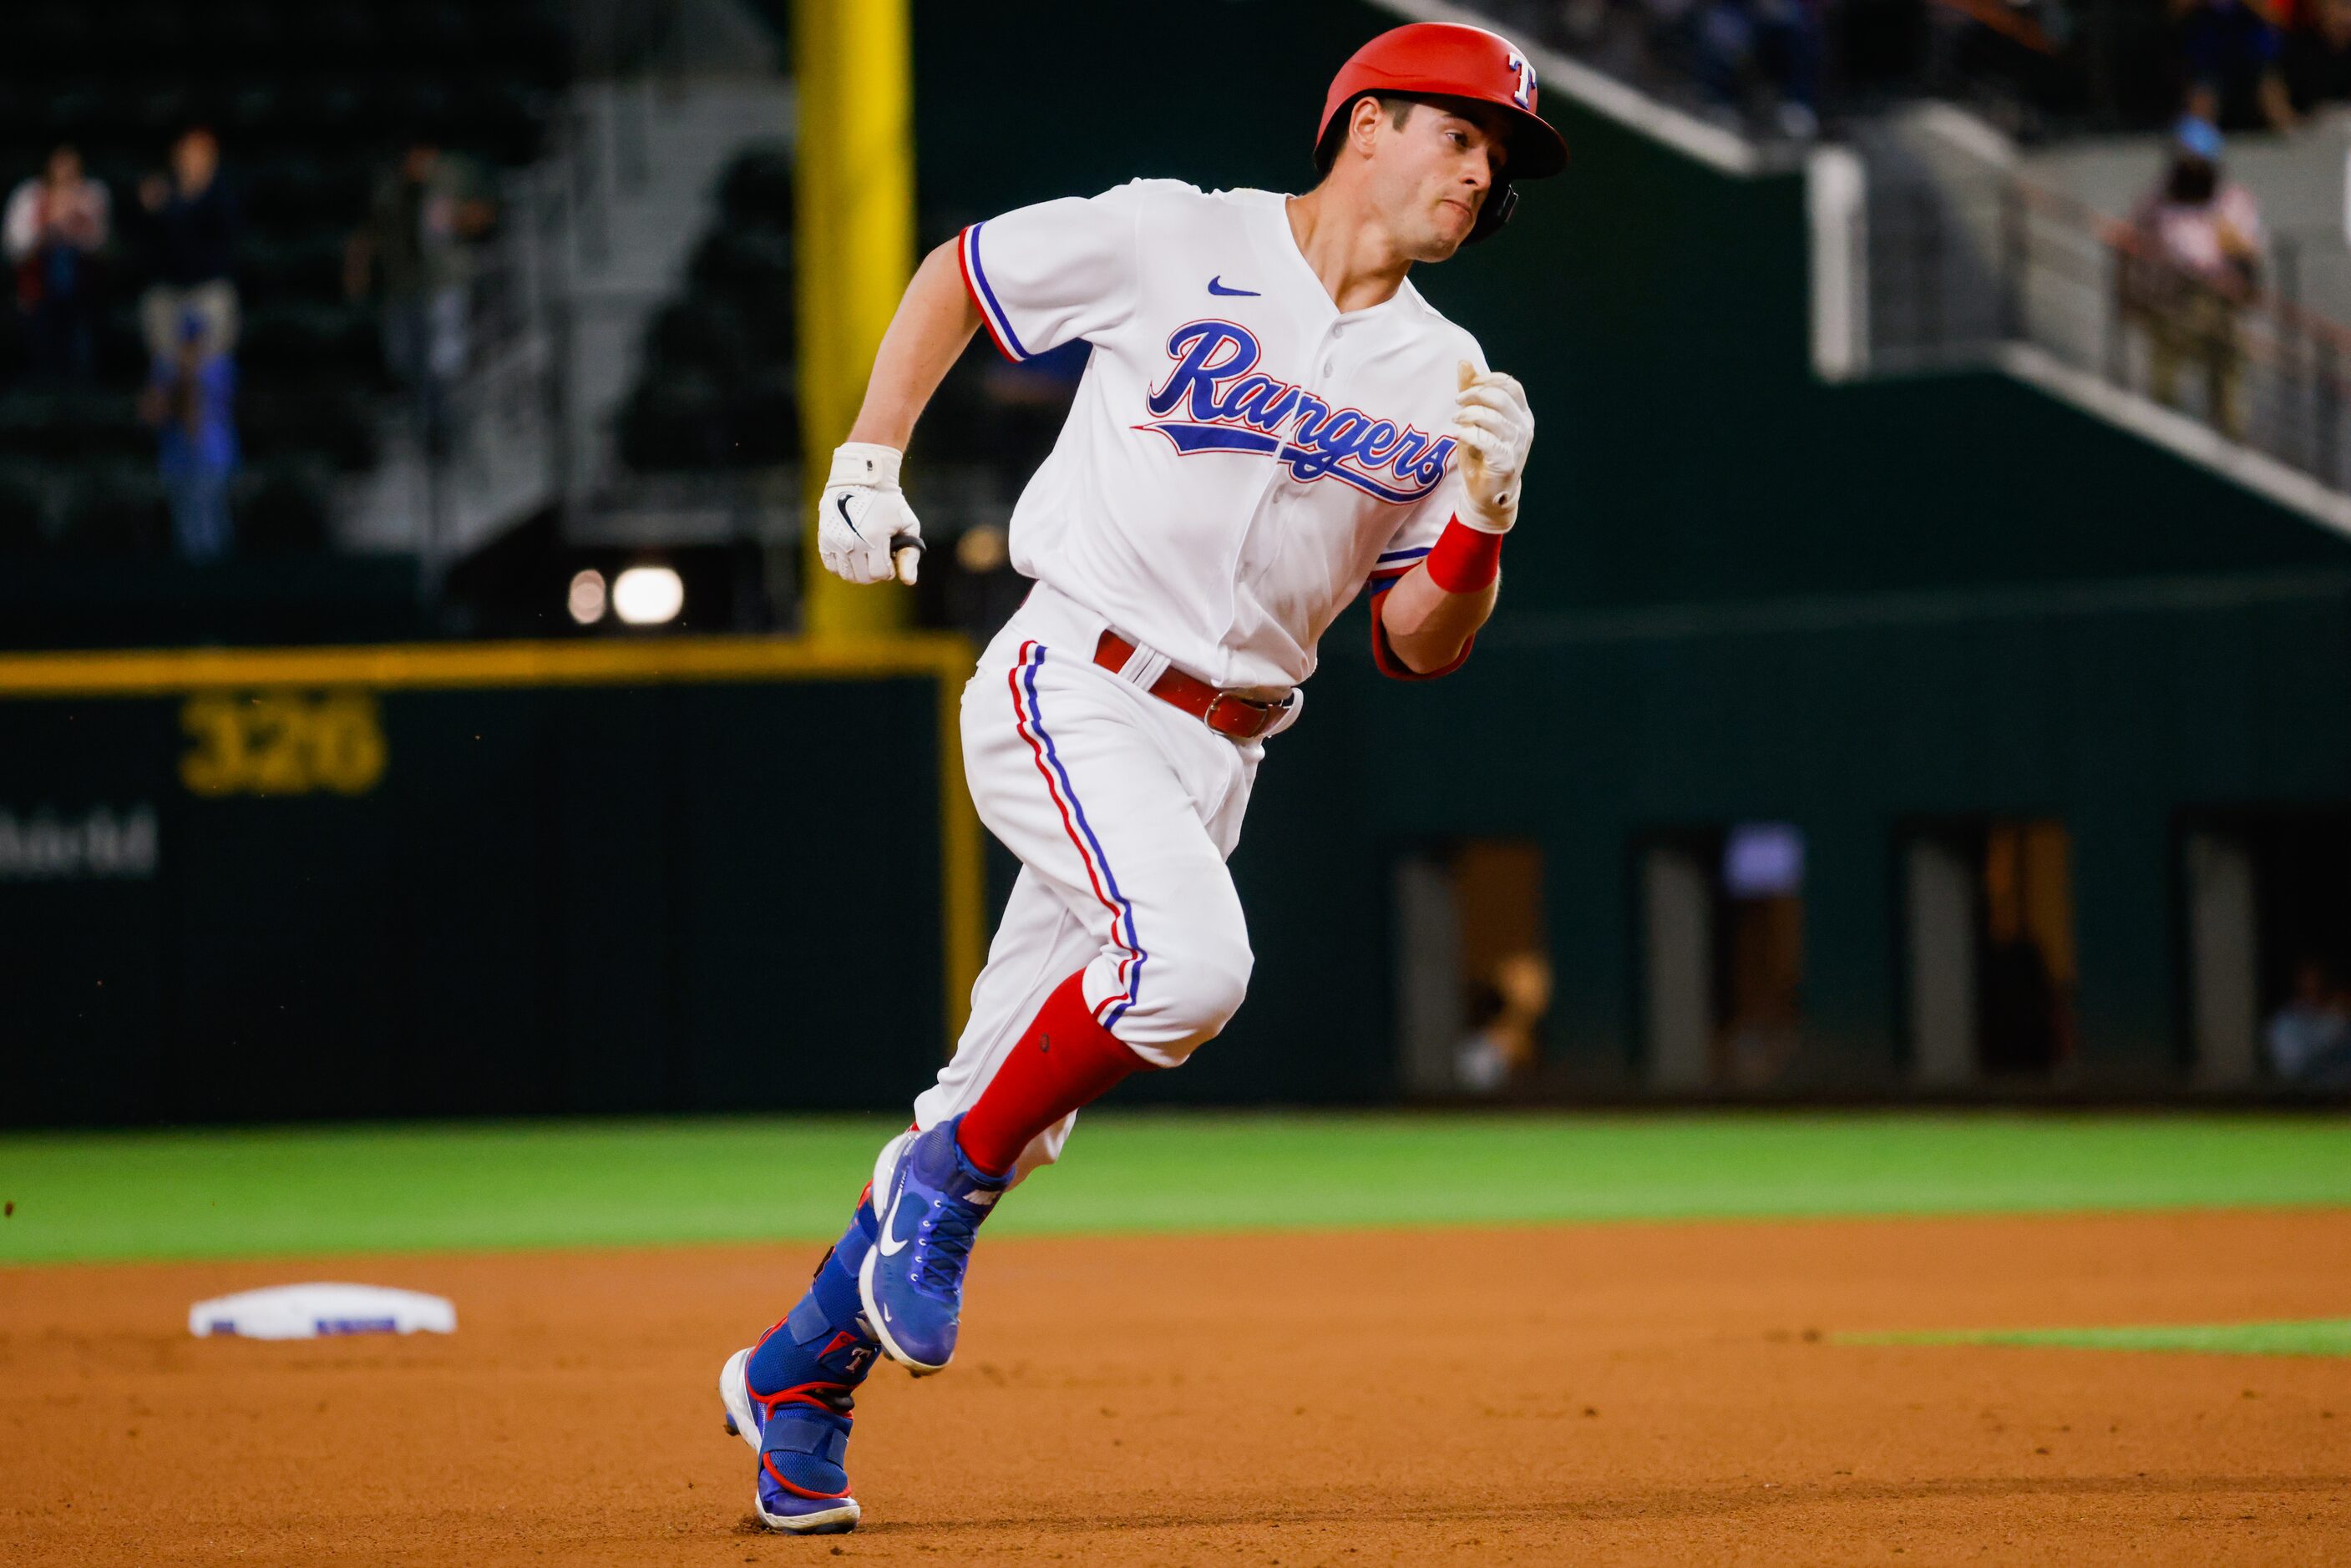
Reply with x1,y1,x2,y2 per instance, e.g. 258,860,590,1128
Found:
1206,276,1260,296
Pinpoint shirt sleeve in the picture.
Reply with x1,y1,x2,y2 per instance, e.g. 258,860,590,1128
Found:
956,182,1148,362
1366,467,1467,592
1365,473,1477,682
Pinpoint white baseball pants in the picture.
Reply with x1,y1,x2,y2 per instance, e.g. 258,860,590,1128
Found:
909,584,1261,1180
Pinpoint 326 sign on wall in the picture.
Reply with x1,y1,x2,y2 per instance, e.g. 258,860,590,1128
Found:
180,690,388,797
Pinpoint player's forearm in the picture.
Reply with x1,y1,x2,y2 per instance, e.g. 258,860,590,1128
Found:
1378,563,1497,674
844,240,985,451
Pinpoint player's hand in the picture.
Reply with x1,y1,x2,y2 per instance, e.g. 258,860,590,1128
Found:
818,442,925,585
1451,361,1533,533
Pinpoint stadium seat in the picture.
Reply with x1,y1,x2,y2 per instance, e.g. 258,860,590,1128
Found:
732,367,798,465
205,4,292,73
220,80,288,139
688,229,794,302
125,79,198,139
77,395,155,466
717,145,795,230
96,306,148,385
239,303,378,386
611,144,809,476
17,5,98,75
408,3,480,65
0,394,48,462
239,234,350,302
296,4,384,67
114,5,193,72
242,385,377,472
38,82,114,143
0,392,145,465
236,460,333,554
644,299,754,387
280,77,378,142
0,464,47,554
241,154,372,234
57,463,167,556
617,371,733,472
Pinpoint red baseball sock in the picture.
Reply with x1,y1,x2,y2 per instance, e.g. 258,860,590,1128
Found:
955,969,1152,1176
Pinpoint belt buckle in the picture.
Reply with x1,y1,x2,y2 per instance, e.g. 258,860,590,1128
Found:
1213,690,1269,742
1201,690,1272,741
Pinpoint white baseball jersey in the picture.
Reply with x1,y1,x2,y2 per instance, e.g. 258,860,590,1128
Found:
901,179,1503,1180
955,179,1487,692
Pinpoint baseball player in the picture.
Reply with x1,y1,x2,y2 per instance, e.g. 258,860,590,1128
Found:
717,22,1563,1533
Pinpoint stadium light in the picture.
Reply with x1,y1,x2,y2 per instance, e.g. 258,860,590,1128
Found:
567,569,608,625
611,565,684,626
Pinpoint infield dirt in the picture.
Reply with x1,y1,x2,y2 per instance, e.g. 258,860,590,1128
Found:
6,1209,2349,1565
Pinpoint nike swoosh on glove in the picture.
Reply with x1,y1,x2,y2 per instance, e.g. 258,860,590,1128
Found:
1449,361,1533,534
818,443,925,585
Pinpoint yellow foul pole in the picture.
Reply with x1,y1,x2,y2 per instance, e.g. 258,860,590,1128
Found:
793,0,984,1047
795,0,915,640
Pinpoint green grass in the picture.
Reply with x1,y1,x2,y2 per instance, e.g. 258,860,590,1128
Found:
1842,1318,2351,1358
3,1111,2349,1266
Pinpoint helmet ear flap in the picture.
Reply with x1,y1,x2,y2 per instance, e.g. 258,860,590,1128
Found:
1467,180,1516,243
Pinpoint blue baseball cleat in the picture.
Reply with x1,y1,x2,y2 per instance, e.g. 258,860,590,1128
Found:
718,1215,884,1534
858,1118,1011,1375
718,1345,860,1534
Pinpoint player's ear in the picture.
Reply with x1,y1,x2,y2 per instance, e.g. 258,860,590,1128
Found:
1348,94,1390,162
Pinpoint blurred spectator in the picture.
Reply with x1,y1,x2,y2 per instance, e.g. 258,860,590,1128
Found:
1556,0,1655,89
4,145,110,385
347,139,498,452
2267,959,2351,1082
2284,0,2351,108
1670,0,1825,138
1455,951,1553,1094
139,309,239,563
1922,0,2073,139
137,128,240,363
2176,0,2297,131
2123,116,2264,437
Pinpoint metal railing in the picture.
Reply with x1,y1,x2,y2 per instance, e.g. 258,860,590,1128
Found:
1865,167,2351,492
381,78,795,599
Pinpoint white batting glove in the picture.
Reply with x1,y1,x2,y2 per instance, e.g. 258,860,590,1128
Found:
1450,361,1533,533
818,442,925,585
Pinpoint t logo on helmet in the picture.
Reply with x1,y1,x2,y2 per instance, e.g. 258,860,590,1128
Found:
1506,49,1535,110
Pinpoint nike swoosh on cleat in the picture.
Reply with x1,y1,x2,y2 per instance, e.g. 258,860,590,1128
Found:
875,1187,915,1256
1207,276,1259,296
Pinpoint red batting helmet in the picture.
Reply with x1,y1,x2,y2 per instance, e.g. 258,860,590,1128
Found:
1315,23,1568,242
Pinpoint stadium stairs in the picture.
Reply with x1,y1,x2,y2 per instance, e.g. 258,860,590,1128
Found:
339,68,798,571
1812,100,2351,540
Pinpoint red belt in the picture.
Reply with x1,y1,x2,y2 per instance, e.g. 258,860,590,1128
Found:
1093,631,1288,741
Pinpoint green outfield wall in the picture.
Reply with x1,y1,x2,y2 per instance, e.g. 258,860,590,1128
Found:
0,642,971,1126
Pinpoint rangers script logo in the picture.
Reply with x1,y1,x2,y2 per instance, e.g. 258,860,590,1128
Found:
1137,321,1458,503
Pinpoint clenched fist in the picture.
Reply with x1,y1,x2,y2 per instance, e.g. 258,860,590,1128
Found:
1450,362,1533,533
818,442,925,585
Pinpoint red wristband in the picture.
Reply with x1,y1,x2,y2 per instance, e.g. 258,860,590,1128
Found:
1424,514,1503,593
